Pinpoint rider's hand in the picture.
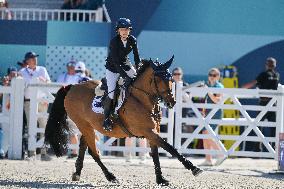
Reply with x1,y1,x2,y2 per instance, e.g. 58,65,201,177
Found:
125,67,137,79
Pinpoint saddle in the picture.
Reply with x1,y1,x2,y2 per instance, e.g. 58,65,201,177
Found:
93,77,134,136
96,77,124,111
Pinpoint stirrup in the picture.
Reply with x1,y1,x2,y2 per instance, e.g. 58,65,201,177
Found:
103,118,113,131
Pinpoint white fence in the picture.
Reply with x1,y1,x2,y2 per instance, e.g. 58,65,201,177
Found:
1,78,284,160
0,6,111,22
0,79,25,159
175,82,284,160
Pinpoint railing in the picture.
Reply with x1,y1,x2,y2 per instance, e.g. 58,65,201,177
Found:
0,7,108,22
174,81,284,160
0,78,25,159
3,78,284,162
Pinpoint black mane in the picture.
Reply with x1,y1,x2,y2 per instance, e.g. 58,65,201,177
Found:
136,59,151,77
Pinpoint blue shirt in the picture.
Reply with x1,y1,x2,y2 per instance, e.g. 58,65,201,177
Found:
206,81,224,104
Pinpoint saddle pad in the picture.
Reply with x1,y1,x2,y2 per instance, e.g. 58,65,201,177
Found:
92,89,126,114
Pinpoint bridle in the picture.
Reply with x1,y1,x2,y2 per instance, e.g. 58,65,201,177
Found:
130,74,172,104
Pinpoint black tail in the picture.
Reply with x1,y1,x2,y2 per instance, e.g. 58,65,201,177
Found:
44,85,72,157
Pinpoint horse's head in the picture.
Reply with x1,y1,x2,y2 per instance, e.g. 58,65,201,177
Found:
150,55,176,108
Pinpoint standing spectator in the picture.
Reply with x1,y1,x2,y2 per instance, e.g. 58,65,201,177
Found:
170,67,191,146
57,60,80,84
200,68,225,166
19,52,51,161
56,60,80,158
242,57,280,151
75,61,92,83
124,137,148,164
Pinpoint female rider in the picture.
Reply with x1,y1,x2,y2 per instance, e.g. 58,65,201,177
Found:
103,18,141,131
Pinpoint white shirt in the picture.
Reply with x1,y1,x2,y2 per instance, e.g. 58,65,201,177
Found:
57,73,80,85
19,66,51,99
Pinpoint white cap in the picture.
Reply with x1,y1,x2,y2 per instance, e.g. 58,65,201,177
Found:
75,61,86,72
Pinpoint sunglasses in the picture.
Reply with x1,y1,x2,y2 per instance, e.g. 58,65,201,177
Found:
208,73,218,77
173,73,182,76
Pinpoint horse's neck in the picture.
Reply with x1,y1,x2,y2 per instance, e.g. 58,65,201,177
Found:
131,68,155,111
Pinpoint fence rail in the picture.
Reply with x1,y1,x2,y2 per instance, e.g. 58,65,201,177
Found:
1,78,284,161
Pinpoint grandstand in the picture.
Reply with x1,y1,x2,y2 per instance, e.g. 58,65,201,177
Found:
8,0,62,9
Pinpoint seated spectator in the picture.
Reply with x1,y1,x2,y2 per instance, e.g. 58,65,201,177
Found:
0,0,12,20
19,52,51,161
85,0,103,10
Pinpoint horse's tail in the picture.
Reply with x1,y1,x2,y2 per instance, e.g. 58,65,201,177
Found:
44,85,72,157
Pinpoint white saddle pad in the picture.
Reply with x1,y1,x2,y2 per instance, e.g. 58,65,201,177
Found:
92,88,126,114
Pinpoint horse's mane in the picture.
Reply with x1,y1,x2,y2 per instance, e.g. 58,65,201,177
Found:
136,59,151,78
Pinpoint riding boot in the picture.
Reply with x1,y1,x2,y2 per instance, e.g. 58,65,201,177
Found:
123,77,133,90
103,96,113,131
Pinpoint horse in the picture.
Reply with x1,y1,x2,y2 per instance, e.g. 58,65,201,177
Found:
44,56,203,186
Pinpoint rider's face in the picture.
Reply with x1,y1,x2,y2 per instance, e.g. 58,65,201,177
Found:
118,28,130,40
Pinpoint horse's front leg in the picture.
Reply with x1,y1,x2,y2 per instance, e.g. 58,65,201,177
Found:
148,132,203,177
150,143,169,186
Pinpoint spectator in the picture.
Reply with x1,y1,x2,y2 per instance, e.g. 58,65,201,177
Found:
124,137,148,164
19,52,51,161
57,60,80,84
75,61,92,83
56,60,80,158
200,68,225,166
85,0,103,10
0,0,12,20
169,67,191,146
242,57,280,151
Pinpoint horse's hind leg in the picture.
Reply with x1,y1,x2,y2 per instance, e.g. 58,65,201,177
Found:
72,136,88,181
147,132,203,177
150,143,169,186
87,147,117,182
81,126,117,182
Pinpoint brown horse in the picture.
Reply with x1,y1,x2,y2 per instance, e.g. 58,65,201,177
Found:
44,57,203,186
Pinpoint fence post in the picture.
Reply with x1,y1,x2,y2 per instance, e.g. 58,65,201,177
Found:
276,85,284,162
8,78,25,159
174,81,183,150
28,86,39,152
167,82,175,146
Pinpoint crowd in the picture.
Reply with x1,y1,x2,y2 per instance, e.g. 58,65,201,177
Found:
61,0,104,10
0,51,92,160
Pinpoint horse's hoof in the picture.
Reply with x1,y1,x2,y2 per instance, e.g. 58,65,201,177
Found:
72,173,80,181
192,167,203,177
156,176,170,186
106,172,117,182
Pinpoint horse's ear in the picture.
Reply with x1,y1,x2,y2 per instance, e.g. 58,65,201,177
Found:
163,55,174,69
150,59,158,70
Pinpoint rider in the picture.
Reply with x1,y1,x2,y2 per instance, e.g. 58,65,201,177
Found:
103,18,141,131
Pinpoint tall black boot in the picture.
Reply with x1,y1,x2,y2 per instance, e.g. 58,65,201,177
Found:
123,76,134,90
103,96,113,131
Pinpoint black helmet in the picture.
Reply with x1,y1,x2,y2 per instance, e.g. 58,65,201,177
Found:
116,18,132,30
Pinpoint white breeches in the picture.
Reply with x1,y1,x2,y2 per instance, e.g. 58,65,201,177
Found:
106,69,120,99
